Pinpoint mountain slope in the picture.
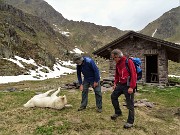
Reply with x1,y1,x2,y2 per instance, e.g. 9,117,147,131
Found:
5,0,68,25
0,3,75,75
1,0,179,77
140,6,180,43
4,0,126,53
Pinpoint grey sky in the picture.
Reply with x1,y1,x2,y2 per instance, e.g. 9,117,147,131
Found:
44,0,179,31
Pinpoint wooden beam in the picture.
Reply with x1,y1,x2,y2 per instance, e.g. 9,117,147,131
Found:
157,44,161,49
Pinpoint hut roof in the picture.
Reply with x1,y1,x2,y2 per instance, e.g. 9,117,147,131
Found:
93,31,180,62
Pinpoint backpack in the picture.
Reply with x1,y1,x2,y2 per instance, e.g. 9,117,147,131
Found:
125,57,142,81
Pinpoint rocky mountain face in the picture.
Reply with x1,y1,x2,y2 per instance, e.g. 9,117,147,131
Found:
5,0,68,25
0,3,75,75
4,0,126,53
0,0,179,77
140,6,180,43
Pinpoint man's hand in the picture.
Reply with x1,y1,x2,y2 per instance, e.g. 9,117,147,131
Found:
93,82,98,88
128,87,133,94
112,84,116,90
79,84,83,91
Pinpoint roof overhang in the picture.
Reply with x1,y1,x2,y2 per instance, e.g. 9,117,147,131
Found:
93,31,180,62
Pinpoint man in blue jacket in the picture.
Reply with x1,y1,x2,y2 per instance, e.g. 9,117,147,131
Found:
73,53,102,113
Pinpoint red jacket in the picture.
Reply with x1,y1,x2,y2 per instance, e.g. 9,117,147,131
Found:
114,56,137,89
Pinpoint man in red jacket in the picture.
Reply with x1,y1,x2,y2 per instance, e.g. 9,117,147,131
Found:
110,49,137,129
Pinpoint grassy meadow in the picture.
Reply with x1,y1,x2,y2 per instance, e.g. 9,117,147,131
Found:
0,74,180,135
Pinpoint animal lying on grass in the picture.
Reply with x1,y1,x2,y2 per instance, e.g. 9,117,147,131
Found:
24,88,72,110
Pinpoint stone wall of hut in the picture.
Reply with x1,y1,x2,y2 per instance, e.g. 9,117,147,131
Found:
109,37,168,84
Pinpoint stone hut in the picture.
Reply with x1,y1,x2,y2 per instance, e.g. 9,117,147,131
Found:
93,31,180,84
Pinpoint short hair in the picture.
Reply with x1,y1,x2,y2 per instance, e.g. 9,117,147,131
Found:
111,49,123,58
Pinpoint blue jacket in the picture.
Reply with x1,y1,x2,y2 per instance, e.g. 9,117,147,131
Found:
76,57,100,84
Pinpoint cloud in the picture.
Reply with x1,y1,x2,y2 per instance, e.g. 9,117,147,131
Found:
45,0,179,31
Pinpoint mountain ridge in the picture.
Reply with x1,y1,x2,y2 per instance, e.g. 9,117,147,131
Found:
4,0,126,53
0,0,179,77
140,6,180,43
0,3,77,76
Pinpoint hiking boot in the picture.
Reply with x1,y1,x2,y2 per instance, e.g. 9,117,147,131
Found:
123,123,133,129
97,108,102,113
111,113,122,120
78,107,86,111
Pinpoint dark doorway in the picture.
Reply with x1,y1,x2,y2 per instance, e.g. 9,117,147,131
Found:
146,55,158,83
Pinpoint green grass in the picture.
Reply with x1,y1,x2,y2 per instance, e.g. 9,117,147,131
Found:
0,82,180,135
168,60,180,76
138,85,180,107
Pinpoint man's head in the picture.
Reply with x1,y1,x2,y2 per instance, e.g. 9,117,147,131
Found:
111,49,123,63
73,53,84,65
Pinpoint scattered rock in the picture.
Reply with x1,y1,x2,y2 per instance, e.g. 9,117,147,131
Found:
123,98,155,108
134,99,155,108
6,87,17,92
174,108,180,116
101,77,114,87
62,80,80,89
157,85,165,89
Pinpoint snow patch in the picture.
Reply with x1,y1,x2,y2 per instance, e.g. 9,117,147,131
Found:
152,29,157,37
0,56,76,84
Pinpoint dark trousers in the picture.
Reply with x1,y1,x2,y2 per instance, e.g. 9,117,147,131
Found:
80,81,102,109
111,83,134,124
